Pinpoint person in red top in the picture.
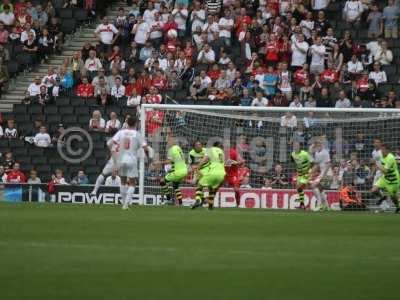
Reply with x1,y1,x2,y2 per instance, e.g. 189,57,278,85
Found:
225,146,245,207
5,163,26,183
293,64,309,86
356,71,369,91
147,87,162,104
320,62,339,84
151,70,167,91
207,64,221,81
265,34,280,66
76,77,94,97
163,15,178,35
135,71,152,95
146,109,164,136
235,7,252,34
183,41,194,60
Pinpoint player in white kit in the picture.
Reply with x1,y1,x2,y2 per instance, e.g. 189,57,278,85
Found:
110,117,148,210
91,140,118,195
309,137,331,210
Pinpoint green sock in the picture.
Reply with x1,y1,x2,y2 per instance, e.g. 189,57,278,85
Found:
195,187,204,204
299,190,305,204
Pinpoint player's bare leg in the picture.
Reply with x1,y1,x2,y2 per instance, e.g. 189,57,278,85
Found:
233,185,240,207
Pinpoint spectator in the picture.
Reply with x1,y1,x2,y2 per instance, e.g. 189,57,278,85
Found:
51,123,65,146
367,3,383,39
339,182,366,211
291,33,309,70
5,163,26,183
375,40,393,66
343,0,363,27
382,0,399,39
251,91,268,107
309,36,326,75
280,112,297,129
76,76,94,98
84,50,102,81
2,151,14,170
97,87,111,106
270,163,289,188
0,56,8,97
132,15,150,47
335,90,352,108
89,110,105,132
36,85,50,105
22,31,38,71
105,111,121,135
347,54,363,79
105,170,121,186
0,5,14,26
369,62,387,85
94,16,119,55
4,119,17,138
51,169,67,185
27,169,41,184
110,76,126,104
127,87,141,107
34,126,51,147
71,170,89,185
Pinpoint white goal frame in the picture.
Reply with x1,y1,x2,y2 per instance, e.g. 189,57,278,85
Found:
139,104,400,205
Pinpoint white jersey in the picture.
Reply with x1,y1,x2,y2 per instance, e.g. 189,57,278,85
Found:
372,148,383,183
313,148,331,175
112,129,146,164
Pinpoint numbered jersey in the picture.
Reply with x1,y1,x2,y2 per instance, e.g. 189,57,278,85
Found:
112,129,146,163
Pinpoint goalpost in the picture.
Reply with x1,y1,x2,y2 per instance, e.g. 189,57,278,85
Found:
139,104,400,211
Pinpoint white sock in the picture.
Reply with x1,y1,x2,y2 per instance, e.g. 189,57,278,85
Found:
92,174,105,194
321,192,328,208
127,186,136,205
120,185,128,207
313,188,323,208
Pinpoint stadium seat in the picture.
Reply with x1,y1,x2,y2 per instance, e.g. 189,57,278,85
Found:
71,97,85,106
86,98,98,106
44,106,58,115
0,139,9,148
73,9,88,23
14,148,28,156
59,8,73,19
58,106,74,115
33,156,47,165
46,114,61,124
28,105,43,115
78,115,90,125
15,113,30,123
56,97,70,106
30,147,44,157
60,19,77,35
9,139,25,148
62,115,77,123
75,106,90,115
6,61,19,78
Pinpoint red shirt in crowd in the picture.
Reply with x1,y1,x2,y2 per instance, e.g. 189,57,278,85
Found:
146,110,164,135
265,40,281,62
152,76,167,90
207,69,221,81
6,170,27,183
356,77,369,90
235,15,252,34
321,69,339,84
135,76,152,95
294,69,309,86
76,83,94,97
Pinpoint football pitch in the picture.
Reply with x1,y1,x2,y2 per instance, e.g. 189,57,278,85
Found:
0,203,399,300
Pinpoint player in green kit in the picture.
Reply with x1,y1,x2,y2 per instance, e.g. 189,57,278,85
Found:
372,143,400,213
188,141,208,204
158,144,188,205
192,141,226,210
291,142,312,210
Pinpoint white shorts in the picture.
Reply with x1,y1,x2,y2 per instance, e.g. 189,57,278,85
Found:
102,159,114,176
118,161,138,178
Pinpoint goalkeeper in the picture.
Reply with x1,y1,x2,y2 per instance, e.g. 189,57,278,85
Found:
157,144,188,206
372,143,400,213
291,142,312,210
192,141,226,210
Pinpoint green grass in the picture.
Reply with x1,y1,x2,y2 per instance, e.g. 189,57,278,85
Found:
0,203,399,300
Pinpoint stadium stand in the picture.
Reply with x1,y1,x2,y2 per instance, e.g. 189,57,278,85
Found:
0,0,399,185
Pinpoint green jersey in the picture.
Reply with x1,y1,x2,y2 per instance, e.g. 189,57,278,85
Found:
207,147,226,174
381,153,400,184
188,148,206,165
291,150,312,177
167,145,187,172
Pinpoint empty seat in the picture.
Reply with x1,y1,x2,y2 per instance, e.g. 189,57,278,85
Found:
28,105,43,114
32,155,47,165
47,114,61,124
58,106,74,114
62,115,77,123
0,139,9,148
60,18,77,34
73,8,88,22
44,106,58,114
14,104,26,114
59,8,73,18
9,139,25,148
56,97,70,106
29,147,44,157
15,113,30,123
75,106,89,115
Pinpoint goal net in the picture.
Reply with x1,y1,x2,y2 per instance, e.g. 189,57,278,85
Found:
138,105,400,211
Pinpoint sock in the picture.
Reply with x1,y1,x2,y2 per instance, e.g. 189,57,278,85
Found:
175,188,183,205
161,182,171,201
127,186,136,206
391,196,399,208
93,174,105,193
313,188,323,207
235,190,240,207
120,185,128,207
195,187,204,204
298,189,305,204
321,191,328,208
208,190,216,208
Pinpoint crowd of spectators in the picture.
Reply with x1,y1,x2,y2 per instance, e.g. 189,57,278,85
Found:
20,0,400,111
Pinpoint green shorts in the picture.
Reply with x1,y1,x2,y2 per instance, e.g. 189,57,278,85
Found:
374,176,399,198
199,170,225,190
165,169,187,183
297,175,309,186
